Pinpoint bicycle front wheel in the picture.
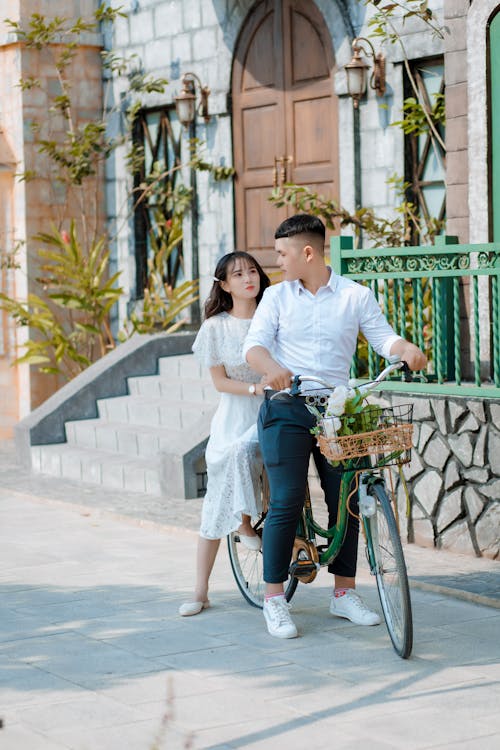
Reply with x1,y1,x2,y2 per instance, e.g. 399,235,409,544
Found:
365,482,413,659
227,514,298,609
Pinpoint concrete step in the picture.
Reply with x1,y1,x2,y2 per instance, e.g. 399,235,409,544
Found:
31,443,163,494
64,419,215,458
30,353,218,497
96,395,215,428
126,374,218,402
158,354,205,378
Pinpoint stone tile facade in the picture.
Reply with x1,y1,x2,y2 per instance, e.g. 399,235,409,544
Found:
377,392,500,560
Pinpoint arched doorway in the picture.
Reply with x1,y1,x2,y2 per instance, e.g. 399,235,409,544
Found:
231,0,339,268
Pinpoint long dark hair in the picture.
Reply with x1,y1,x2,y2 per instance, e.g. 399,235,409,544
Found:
204,251,270,319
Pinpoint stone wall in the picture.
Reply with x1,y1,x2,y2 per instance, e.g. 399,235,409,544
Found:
376,392,500,560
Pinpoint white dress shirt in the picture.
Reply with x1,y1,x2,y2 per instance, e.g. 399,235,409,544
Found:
242,269,402,387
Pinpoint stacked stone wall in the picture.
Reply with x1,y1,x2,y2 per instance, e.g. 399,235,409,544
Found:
376,392,500,560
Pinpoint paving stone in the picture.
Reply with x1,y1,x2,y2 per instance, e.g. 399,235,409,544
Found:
402,449,425,481
432,398,448,434
423,433,449,470
411,396,433,421
475,503,500,559
487,427,500,474
480,480,500,499
458,413,480,433
464,486,486,524
436,488,463,532
439,519,476,556
414,469,443,515
444,458,461,490
413,517,435,548
463,467,490,483
417,422,434,453
473,424,488,466
448,399,467,431
466,399,486,422
1,460,500,750
488,402,500,426
448,432,475,467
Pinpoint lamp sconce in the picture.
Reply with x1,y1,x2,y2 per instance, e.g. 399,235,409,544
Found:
175,72,211,127
344,37,386,108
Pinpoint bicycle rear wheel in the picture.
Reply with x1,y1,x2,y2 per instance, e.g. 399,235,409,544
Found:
227,515,298,608
227,473,298,608
365,482,413,658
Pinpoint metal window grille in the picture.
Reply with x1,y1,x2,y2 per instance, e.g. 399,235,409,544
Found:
132,106,184,298
405,58,446,244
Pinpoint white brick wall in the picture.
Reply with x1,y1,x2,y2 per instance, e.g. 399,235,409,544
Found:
182,0,202,30
154,3,183,35
107,0,445,320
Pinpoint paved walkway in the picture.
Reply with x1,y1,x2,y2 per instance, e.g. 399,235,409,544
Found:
1,441,498,608
1,439,500,749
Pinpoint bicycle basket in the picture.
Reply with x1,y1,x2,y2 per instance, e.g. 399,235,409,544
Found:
317,403,414,471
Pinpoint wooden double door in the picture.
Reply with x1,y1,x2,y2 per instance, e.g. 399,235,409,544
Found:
232,0,339,267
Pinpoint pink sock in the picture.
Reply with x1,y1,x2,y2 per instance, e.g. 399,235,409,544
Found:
265,592,285,601
334,588,349,598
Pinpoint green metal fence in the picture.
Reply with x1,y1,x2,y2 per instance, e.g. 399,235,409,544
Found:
330,235,500,398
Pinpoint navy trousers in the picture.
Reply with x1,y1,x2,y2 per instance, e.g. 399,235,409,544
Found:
258,395,359,583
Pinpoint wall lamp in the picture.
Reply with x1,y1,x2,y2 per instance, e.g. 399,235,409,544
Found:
344,37,386,108
175,72,211,127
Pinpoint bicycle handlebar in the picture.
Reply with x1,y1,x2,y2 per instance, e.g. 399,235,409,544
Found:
270,357,411,401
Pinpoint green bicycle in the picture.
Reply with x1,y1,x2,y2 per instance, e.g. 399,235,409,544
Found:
228,359,414,659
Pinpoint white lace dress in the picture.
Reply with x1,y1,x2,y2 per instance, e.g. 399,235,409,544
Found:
193,312,263,539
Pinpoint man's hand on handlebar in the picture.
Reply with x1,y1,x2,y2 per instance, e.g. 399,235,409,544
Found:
390,341,427,372
262,364,294,391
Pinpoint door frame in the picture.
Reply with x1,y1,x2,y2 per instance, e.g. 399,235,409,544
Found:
230,0,339,256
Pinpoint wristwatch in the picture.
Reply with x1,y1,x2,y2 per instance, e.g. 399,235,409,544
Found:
248,384,257,395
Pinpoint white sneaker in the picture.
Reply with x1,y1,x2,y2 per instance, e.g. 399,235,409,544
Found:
329,590,381,626
263,596,298,639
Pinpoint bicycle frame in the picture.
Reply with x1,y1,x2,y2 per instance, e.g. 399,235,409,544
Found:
287,358,409,571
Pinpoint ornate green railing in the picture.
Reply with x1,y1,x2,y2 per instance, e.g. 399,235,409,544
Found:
330,235,500,398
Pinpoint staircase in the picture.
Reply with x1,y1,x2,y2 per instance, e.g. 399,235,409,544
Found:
30,354,219,498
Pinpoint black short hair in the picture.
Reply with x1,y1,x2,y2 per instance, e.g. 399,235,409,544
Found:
274,213,326,241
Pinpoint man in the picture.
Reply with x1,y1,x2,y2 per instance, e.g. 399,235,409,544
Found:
243,214,427,639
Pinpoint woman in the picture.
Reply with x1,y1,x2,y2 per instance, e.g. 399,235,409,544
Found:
179,251,271,616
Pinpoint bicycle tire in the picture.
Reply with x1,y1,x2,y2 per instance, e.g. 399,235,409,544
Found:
227,472,298,608
365,482,413,658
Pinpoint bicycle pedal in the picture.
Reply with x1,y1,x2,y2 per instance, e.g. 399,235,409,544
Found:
289,559,319,583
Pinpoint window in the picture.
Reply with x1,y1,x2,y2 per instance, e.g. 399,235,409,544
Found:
405,59,446,244
132,106,184,298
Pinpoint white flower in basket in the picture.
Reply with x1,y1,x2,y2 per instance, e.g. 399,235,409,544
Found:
308,385,383,466
325,385,351,416
322,415,341,438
